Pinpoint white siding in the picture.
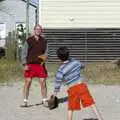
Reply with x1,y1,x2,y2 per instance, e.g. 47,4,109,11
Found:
41,0,120,28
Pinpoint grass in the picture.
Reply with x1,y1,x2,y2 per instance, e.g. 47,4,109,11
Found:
46,62,120,85
84,62,120,85
0,59,22,85
0,59,120,85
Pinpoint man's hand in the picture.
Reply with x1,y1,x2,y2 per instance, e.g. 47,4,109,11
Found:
23,65,29,71
38,55,47,63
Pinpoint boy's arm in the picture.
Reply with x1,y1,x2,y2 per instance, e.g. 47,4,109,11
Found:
80,62,85,69
54,70,64,96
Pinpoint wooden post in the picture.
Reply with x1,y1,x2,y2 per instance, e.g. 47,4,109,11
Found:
26,0,30,38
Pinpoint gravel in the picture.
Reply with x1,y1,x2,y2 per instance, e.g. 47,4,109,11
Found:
0,81,120,120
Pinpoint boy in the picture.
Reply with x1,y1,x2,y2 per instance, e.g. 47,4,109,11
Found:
54,46,103,120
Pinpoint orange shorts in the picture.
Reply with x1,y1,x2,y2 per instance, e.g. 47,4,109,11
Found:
24,64,48,78
67,83,95,110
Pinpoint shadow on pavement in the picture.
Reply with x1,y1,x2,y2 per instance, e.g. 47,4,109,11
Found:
20,102,43,108
20,96,68,108
83,118,98,120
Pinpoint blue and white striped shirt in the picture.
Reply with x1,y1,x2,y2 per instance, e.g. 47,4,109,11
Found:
54,58,84,93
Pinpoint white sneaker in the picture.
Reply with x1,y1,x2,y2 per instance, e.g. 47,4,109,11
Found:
42,98,48,107
23,99,28,107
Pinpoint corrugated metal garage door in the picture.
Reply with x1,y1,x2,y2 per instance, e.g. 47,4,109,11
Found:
45,28,120,62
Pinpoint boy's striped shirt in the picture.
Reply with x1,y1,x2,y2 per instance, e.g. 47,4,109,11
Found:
54,58,84,93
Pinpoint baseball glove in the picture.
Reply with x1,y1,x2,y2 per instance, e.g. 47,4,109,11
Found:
47,95,59,110
38,55,47,63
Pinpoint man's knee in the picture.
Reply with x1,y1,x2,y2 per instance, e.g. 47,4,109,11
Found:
25,78,32,86
40,79,46,87
42,80,46,87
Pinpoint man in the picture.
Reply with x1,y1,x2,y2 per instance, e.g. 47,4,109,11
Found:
21,24,48,106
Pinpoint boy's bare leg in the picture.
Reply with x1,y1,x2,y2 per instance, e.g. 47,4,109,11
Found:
67,110,73,120
38,78,47,99
23,78,32,105
91,104,104,120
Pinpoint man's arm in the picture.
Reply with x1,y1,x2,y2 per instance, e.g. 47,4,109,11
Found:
21,41,28,66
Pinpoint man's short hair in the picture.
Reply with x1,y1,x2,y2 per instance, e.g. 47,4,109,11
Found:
56,46,69,61
34,24,44,32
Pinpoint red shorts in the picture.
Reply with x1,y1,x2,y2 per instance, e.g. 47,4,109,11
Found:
67,83,95,110
24,64,48,78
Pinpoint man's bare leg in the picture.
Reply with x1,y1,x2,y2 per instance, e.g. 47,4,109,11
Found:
39,78,47,102
23,78,32,105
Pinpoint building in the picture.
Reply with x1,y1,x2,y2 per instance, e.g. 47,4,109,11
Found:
0,0,36,57
0,0,36,34
40,0,120,62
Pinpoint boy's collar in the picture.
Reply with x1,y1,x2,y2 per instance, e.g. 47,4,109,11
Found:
63,60,69,64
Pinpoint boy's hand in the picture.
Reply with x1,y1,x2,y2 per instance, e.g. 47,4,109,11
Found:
83,77,89,83
53,92,57,97
47,94,59,110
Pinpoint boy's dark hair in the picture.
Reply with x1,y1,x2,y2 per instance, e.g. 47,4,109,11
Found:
56,46,69,61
